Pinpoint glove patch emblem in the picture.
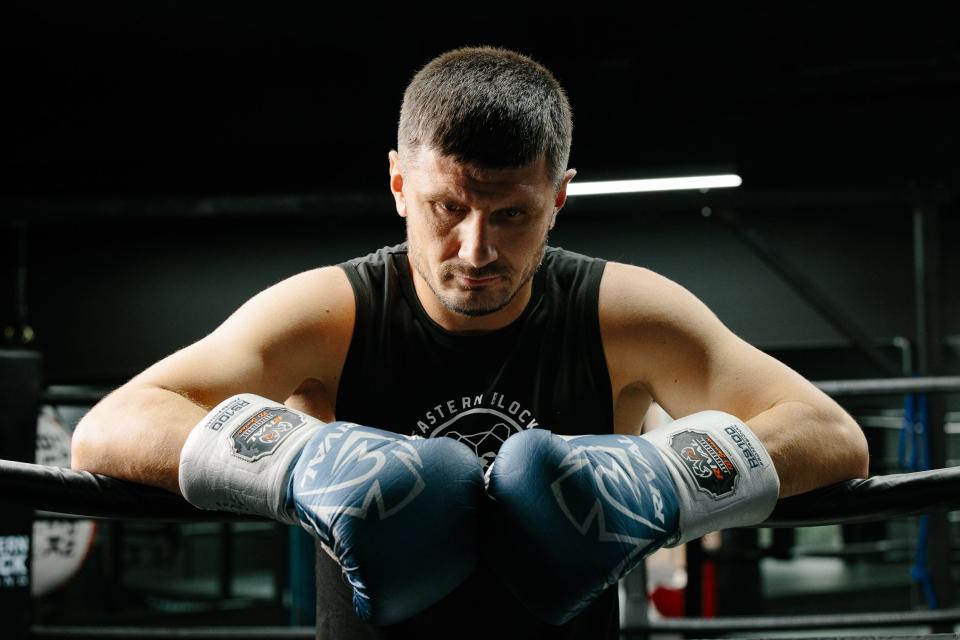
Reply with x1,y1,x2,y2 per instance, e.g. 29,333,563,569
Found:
231,408,307,462
669,430,737,499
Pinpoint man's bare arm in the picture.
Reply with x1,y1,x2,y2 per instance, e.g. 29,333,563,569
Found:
601,262,869,497
71,266,355,494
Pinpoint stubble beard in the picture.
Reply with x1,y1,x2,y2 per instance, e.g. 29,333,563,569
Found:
407,234,548,318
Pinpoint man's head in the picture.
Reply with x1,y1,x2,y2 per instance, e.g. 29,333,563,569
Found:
390,47,576,331
397,46,573,187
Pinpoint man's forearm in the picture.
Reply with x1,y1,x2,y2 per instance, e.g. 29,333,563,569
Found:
746,400,869,498
71,385,208,494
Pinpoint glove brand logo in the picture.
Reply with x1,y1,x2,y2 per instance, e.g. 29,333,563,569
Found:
547,435,675,578
297,424,427,525
724,424,765,469
205,397,251,432
552,438,665,542
231,408,307,462
681,447,714,479
670,430,737,499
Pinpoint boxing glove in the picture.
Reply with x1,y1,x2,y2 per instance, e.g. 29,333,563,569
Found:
485,411,779,624
179,394,485,624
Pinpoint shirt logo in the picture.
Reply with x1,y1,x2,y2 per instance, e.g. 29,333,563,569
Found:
414,391,539,470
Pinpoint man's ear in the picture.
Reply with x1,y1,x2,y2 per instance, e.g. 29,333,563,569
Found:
550,168,577,229
388,150,407,217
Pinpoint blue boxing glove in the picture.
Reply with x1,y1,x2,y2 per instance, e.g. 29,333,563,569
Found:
485,411,779,625
179,394,484,625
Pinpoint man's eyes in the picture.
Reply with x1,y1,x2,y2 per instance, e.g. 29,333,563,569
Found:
433,201,466,214
430,202,527,221
431,200,527,224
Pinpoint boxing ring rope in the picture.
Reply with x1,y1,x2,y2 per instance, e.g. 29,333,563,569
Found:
0,458,254,522
814,376,960,397
26,608,960,640
30,627,316,640
2,458,959,527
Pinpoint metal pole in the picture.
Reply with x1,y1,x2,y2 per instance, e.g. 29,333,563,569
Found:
684,538,704,616
813,376,960,397
219,523,233,599
912,205,953,613
15,222,27,333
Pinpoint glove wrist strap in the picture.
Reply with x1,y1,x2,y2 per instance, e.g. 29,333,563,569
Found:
643,410,780,545
178,393,323,523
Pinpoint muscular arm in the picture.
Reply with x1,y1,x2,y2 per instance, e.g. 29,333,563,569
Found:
601,262,869,497
71,267,355,494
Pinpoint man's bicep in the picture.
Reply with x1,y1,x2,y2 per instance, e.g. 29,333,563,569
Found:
129,266,355,409
601,262,813,421
128,335,277,409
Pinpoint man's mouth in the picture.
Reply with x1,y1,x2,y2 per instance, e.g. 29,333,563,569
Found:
459,274,501,287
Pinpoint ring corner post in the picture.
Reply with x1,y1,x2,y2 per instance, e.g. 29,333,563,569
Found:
912,204,955,616
0,349,42,639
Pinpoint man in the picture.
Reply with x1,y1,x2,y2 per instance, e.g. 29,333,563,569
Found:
72,47,869,638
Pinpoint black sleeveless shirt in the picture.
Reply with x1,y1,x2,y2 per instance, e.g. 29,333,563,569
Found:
317,243,617,639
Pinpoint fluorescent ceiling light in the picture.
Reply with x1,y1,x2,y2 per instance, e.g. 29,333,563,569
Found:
566,174,742,196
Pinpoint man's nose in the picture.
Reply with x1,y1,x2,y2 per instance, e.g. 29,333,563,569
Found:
457,212,498,268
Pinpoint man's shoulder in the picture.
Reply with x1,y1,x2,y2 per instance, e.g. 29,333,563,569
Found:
543,245,603,266
540,246,607,287
337,243,408,287
597,261,714,336
340,243,408,270
335,244,410,305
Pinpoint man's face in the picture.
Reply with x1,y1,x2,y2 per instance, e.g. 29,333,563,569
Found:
389,147,574,327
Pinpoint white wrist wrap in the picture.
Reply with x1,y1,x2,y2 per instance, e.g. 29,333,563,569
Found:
178,394,324,523
644,410,780,546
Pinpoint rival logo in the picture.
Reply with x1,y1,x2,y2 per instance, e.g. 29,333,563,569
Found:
669,430,738,499
548,435,678,580
295,424,426,527
231,408,307,462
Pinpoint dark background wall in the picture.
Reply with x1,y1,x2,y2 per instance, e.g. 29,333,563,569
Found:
1,1,957,385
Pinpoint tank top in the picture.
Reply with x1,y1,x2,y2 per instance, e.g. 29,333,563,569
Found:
317,243,617,639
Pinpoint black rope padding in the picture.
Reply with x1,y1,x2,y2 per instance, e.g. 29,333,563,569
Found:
31,626,314,639
2,458,959,526
621,607,960,635
0,459,262,522
764,466,960,527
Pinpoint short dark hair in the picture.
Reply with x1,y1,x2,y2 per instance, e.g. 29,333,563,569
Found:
398,46,573,185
